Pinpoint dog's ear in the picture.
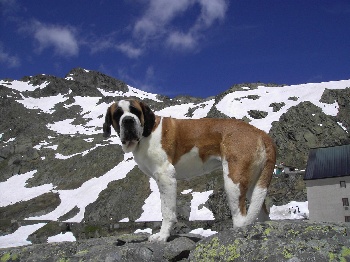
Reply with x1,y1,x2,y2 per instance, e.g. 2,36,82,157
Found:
140,101,155,137
103,106,112,138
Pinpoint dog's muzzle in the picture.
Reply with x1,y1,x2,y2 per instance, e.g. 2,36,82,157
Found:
120,116,142,151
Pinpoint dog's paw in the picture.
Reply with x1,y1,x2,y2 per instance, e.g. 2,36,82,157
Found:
148,232,169,242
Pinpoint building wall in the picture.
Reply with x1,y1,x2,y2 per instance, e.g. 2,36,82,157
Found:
306,176,350,222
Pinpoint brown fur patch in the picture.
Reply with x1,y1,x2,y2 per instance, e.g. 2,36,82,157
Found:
109,103,119,131
160,116,276,216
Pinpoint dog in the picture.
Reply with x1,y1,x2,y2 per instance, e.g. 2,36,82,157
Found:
103,99,276,242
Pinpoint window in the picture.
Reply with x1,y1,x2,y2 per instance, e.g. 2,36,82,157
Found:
342,198,349,207
340,181,346,188
345,216,350,223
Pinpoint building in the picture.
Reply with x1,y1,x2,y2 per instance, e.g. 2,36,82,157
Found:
304,144,350,223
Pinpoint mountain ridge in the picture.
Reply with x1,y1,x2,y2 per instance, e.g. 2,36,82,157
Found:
0,68,350,252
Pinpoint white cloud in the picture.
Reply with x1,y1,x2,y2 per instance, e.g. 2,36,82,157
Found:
0,0,19,15
196,0,228,28
31,21,79,57
116,42,142,58
84,0,228,58
133,0,193,39
0,43,20,68
89,39,114,54
132,0,228,52
166,31,197,50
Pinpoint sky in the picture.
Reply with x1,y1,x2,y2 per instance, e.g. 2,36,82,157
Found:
1,0,350,98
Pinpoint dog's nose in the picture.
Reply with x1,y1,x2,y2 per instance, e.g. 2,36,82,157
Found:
122,116,135,125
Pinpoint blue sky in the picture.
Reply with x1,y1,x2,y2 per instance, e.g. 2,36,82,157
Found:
1,0,350,98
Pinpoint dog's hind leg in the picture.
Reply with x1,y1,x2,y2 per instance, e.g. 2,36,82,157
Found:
245,182,269,223
246,138,275,223
149,164,177,242
222,157,270,227
222,159,250,227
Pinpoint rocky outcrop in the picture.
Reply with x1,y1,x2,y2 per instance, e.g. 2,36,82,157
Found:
0,233,201,262
189,220,350,261
269,101,350,169
1,221,349,261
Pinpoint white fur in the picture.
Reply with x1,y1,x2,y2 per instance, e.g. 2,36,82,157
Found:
133,118,177,241
118,100,131,112
174,147,221,180
247,186,268,222
222,159,246,227
129,116,269,241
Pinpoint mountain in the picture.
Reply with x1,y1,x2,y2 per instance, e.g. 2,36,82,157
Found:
0,68,349,250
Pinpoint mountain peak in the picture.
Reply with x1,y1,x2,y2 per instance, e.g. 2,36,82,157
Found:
65,68,128,93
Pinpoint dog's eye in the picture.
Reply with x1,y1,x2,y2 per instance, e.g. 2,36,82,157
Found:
114,107,123,121
130,106,141,118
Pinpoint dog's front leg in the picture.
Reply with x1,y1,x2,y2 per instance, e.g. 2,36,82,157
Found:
149,166,177,242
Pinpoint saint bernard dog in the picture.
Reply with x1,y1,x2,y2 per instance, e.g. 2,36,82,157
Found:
103,99,276,242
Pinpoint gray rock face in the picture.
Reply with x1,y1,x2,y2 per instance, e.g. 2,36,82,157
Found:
0,231,204,262
269,101,350,168
189,221,350,262
84,168,151,223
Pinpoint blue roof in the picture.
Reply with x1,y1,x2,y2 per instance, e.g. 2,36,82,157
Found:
304,144,350,180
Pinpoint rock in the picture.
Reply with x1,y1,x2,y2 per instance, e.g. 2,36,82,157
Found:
248,110,268,119
269,101,350,168
1,221,349,261
0,192,60,220
189,220,350,261
0,233,203,262
269,102,285,112
267,173,307,207
84,168,151,223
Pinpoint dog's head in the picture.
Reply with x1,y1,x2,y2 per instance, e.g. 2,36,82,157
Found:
103,99,155,152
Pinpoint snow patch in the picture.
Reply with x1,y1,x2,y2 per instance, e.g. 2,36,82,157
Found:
216,80,350,132
16,93,68,114
270,201,309,220
190,228,217,237
0,170,54,207
135,228,152,234
98,85,161,102
0,80,49,92
25,159,136,222
136,178,162,222
189,190,215,221
156,100,214,119
47,232,76,243
0,223,47,249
